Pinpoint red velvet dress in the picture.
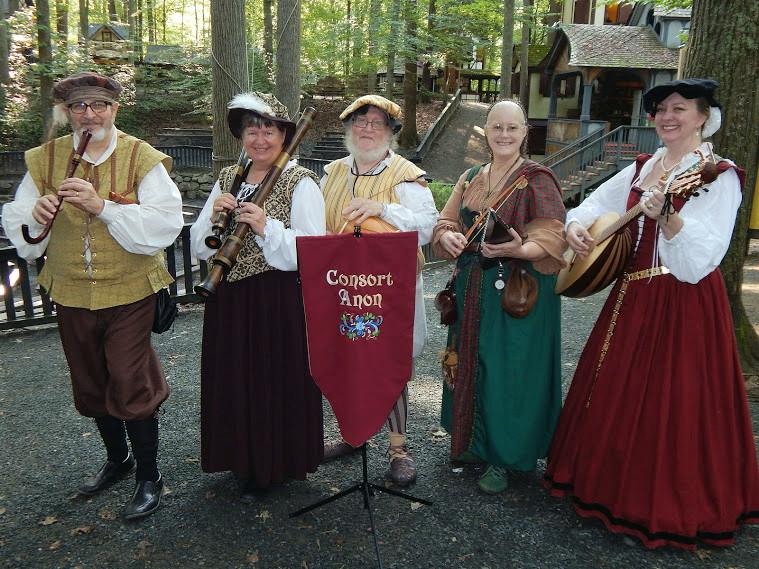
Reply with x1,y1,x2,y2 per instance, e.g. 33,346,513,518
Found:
544,171,759,549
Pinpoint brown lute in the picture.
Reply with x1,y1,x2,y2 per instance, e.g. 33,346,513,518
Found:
555,154,719,298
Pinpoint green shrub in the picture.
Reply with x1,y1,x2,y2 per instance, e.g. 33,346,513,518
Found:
429,181,454,211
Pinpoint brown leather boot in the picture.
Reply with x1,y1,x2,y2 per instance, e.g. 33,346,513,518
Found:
386,444,417,486
322,439,357,463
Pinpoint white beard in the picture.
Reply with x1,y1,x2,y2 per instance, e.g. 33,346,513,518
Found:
345,130,392,165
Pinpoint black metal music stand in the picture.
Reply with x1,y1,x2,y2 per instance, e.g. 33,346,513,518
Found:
289,442,432,569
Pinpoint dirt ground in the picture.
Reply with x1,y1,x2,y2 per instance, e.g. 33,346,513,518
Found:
1,252,758,568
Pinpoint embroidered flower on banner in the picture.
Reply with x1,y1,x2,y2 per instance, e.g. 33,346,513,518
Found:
339,312,383,340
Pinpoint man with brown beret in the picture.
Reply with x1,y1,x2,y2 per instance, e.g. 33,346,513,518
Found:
319,94,438,486
2,71,183,519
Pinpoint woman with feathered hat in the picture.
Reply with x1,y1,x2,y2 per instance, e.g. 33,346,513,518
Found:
190,93,325,501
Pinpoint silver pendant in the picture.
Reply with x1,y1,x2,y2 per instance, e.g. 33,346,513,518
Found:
494,278,505,291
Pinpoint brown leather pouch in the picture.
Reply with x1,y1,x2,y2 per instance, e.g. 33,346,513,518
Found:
502,262,537,318
435,280,457,325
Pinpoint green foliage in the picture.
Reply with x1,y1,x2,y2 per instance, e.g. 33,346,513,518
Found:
429,180,454,211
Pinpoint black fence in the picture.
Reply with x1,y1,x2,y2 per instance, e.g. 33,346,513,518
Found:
0,225,207,331
1,224,439,330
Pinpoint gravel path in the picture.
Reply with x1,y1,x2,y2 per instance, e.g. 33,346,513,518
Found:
1,260,757,569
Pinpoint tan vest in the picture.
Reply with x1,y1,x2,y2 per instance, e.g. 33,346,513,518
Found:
217,164,319,283
25,132,174,309
322,154,427,270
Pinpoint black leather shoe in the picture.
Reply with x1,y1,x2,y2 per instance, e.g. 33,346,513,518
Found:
123,475,163,520
77,454,136,496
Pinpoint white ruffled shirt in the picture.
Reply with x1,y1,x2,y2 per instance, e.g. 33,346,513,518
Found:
189,161,326,271
2,129,184,261
566,143,742,284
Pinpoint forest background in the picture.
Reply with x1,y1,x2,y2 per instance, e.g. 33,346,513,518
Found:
0,0,561,152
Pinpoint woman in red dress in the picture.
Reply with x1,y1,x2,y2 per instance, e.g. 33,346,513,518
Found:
544,78,759,549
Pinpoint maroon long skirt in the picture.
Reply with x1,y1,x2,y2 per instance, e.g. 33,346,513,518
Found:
544,265,759,549
200,270,323,487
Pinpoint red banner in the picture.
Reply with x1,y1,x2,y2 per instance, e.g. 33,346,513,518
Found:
296,232,417,447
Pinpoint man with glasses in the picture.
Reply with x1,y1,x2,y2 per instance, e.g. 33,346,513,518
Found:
2,71,183,519
319,95,438,486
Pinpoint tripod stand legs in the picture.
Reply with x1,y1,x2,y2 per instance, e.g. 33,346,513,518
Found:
289,443,432,569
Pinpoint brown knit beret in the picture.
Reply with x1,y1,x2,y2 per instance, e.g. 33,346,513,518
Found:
53,72,122,104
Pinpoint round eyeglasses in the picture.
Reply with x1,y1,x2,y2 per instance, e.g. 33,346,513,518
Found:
69,101,112,115
353,117,388,130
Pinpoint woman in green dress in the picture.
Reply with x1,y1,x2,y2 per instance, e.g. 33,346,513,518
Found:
432,99,567,494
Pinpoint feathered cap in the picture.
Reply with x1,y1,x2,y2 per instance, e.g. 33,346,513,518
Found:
340,94,403,133
227,92,296,141
643,78,722,138
54,72,122,104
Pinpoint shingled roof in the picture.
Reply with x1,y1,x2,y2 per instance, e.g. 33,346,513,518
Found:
560,24,679,69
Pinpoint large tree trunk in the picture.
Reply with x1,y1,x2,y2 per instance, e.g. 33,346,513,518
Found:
1,0,15,84
127,0,135,63
344,0,350,79
147,0,155,43
384,0,401,97
275,0,300,120
79,0,88,48
500,0,515,99
419,0,435,103
55,0,68,48
519,0,531,111
211,0,247,177
262,0,272,65
108,0,117,21
398,0,418,149
37,0,54,141
683,0,759,373
366,0,380,93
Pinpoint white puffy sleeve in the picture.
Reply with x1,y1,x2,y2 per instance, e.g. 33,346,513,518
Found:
658,166,742,283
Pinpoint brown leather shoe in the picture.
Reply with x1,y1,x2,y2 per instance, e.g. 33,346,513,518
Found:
386,445,417,486
322,439,357,463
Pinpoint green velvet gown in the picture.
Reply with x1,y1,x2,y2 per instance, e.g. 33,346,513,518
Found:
441,208,562,471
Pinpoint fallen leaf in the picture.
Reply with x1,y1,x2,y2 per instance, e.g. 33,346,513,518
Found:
98,509,117,521
48,540,61,550
430,429,447,439
0,507,6,515
162,484,172,496
39,516,58,526
329,486,340,493
82,432,92,437
452,467,463,473
410,502,423,510
695,550,711,561
205,491,216,500
246,550,259,564
451,537,457,542
257,510,271,522
70,526,93,536
134,539,152,560
185,457,200,463
301,561,309,568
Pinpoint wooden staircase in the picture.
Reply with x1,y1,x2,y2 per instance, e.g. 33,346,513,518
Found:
309,130,349,162
541,127,659,205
